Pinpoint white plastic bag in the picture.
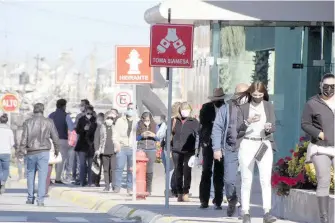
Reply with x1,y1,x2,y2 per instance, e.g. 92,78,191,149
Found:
49,140,62,165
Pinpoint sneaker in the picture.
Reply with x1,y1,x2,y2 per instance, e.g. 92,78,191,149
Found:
26,200,34,205
177,194,183,202
55,180,65,184
103,187,110,192
223,195,228,203
242,214,251,223
182,194,190,202
37,202,44,207
113,187,120,193
263,212,276,223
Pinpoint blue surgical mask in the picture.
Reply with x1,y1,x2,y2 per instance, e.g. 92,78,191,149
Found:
125,109,134,117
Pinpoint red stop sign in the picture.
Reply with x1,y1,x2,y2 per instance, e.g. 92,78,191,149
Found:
1,94,19,112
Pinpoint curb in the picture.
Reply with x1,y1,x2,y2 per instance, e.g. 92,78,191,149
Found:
9,166,187,223
48,186,184,223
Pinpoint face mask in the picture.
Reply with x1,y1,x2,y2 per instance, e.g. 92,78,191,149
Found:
213,100,224,108
181,110,191,118
105,119,113,126
86,114,92,119
144,121,150,126
322,84,335,97
125,110,134,117
252,97,263,104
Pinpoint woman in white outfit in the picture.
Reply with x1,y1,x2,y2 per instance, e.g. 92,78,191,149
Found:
236,81,277,223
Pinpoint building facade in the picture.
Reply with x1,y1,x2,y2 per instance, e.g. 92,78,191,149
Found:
144,0,334,159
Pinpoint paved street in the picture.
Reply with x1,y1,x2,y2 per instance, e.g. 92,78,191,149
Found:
0,180,138,223
8,164,302,223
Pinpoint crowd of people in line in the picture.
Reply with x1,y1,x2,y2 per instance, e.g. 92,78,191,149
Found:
0,74,333,223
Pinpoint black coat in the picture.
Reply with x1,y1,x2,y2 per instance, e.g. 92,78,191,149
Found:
172,117,199,154
75,116,97,156
199,102,216,146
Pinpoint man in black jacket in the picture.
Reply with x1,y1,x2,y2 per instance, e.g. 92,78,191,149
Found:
301,73,334,223
199,88,226,209
18,103,60,206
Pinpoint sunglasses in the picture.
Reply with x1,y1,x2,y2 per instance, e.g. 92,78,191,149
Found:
323,84,335,89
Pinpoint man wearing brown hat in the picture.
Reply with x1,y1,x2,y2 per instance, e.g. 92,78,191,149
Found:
199,88,226,209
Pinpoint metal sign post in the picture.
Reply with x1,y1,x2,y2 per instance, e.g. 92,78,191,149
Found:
164,8,172,209
149,8,194,208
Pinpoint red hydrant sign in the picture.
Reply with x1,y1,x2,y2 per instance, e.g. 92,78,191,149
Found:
0,93,19,112
149,24,194,68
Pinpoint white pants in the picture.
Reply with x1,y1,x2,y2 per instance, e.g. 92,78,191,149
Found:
238,139,273,212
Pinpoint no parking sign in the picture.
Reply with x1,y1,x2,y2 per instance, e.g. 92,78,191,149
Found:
114,89,133,111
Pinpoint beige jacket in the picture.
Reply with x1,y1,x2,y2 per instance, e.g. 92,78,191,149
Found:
114,116,137,148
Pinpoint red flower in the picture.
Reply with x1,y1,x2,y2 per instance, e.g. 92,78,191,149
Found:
299,136,305,142
276,158,285,166
293,152,299,157
295,172,305,183
280,176,298,186
290,149,294,153
285,156,292,161
271,174,281,187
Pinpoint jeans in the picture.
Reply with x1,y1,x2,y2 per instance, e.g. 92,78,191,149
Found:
55,139,69,181
172,152,193,194
239,139,273,212
72,151,80,181
115,148,133,190
161,150,174,172
224,149,240,203
26,151,49,203
78,152,93,186
0,154,10,185
63,147,74,180
46,165,52,194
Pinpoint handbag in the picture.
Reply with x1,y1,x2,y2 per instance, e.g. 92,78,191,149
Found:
254,142,269,162
91,154,101,175
49,139,62,165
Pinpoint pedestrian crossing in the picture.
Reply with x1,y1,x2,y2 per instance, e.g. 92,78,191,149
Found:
0,216,139,223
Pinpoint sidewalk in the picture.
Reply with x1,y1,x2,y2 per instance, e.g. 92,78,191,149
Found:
10,163,301,223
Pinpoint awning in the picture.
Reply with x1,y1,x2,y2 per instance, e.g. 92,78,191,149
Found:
144,0,334,25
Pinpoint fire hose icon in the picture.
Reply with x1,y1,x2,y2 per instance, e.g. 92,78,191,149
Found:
157,28,186,55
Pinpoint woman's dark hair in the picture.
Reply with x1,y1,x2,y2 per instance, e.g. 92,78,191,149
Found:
236,81,269,103
0,113,8,124
137,112,156,135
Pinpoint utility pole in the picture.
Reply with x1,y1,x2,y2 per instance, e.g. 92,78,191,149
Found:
34,54,40,84
90,46,97,102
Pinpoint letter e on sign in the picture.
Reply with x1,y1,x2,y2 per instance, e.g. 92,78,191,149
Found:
1,94,19,112
116,92,131,108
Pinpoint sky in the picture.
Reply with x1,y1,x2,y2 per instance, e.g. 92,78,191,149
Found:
0,0,158,70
